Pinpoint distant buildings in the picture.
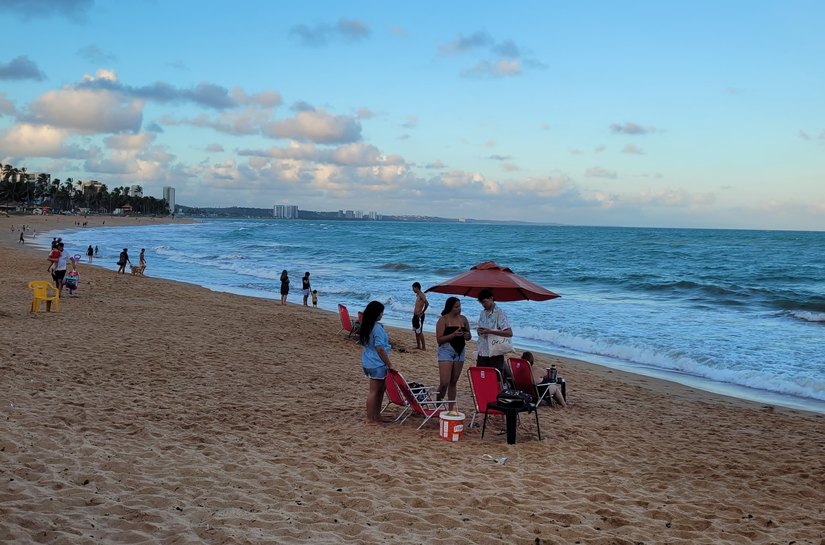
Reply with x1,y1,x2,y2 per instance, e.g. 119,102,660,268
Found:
163,186,176,214
339,209,380,220
130,185,143,197
81,181,105,194
274,204,299,219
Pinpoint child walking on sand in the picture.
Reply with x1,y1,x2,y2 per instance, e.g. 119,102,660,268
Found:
65,258,80,296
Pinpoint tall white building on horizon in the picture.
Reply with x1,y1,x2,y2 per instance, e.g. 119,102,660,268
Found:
273,204,299,219
163,186,176,214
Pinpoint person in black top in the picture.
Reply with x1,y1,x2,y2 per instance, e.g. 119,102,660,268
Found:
435,296,472,411
302,272,311,306
280,270,289,305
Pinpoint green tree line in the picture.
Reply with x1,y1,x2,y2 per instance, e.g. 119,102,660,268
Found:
0,162,170,215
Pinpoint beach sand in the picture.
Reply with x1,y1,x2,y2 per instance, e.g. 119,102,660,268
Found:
2,215,824,545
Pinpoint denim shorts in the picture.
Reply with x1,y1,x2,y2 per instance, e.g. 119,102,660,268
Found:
437,344,465,363
363,365,387,379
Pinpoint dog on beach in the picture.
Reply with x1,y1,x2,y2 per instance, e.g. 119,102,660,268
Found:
131,264,146,276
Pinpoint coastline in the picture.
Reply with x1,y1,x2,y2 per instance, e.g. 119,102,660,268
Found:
22,215,825,415
2,214,824,544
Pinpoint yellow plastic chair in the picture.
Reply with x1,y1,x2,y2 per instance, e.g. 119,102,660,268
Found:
29,280,60,312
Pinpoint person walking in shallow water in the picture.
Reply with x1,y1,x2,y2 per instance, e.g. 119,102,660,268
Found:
117,248,130,274
279,270,289,305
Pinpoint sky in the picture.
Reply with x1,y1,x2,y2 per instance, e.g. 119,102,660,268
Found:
0,0,823,230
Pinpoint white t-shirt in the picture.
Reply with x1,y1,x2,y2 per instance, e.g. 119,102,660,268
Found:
55,250,68,272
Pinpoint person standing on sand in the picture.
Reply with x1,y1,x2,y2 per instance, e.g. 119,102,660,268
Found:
302,272,311,306
476,288,513,381
360,300,395,424
52,242,67,296
87,245,94,263
117,248,130,274
18,231,24,244
412,282,429,350
435,296,471,411
279,270,289,305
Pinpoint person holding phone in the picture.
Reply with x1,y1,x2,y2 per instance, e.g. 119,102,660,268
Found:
435,296,472,411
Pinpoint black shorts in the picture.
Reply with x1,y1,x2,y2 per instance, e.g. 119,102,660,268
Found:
52,270,66,283
477,355,508,379
412,313,425,333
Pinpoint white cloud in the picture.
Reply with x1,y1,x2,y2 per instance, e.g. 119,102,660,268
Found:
0,92,15,115
610,122,658,135
104,132,154,150
29,86,143,133
264,110,362,144
622,144,644,155
586,166,617,179
0,123,87,158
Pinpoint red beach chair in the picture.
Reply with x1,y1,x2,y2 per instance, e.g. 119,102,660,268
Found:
508,357,549,406
338,304,360,338
382,375,433,423
387,369,451,430
466,366,506,429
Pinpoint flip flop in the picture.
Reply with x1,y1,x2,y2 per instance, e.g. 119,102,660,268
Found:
481,454,509,465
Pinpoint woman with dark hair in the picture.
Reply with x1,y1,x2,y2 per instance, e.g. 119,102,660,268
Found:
359,300,395,424
279,270,289,305
435,296,471,410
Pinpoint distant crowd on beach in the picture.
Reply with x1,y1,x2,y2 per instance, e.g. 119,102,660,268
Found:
39,235,151,301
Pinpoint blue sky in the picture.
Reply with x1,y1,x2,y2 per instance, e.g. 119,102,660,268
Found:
0,0,823,230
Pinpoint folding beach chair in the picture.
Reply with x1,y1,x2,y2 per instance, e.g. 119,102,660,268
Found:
466,366,506,429
338,304,360,338
382,375,434,423
386,369,452,430
508,357,550,406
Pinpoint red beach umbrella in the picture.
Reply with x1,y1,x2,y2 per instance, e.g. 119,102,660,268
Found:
425,261,560,302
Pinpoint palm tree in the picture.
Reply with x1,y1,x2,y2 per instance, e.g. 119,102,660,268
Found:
19,167,30,205
59,179,74,211
1,163,13,183
49,178,60,209
35,173,50,205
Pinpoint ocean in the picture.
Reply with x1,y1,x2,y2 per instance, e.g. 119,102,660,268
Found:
39,219,825,413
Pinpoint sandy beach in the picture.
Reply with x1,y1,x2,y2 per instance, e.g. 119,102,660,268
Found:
1,215,823,545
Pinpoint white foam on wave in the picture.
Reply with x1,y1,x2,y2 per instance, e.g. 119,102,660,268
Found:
518,325,825,402
788,310,825,323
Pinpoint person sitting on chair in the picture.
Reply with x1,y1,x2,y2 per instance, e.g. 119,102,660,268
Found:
522,351,567,408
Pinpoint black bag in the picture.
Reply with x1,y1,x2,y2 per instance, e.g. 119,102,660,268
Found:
406,382,429,402
496,388,533,407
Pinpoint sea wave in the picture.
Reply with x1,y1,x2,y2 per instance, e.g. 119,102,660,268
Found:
381,262,413,271
517,325,825,402
787,310,825,323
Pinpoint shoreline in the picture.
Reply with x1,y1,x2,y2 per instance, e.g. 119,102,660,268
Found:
2,213,824,544
11,214,825,416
